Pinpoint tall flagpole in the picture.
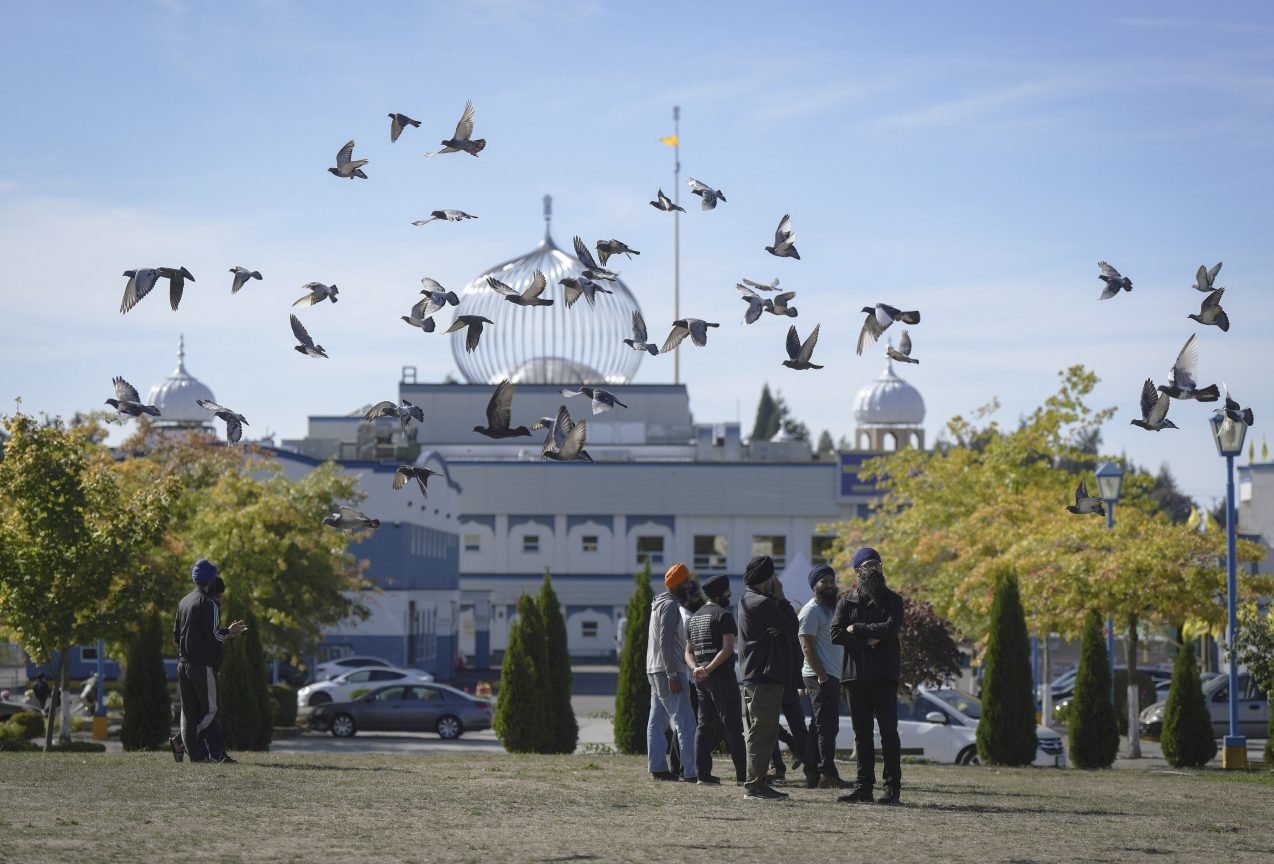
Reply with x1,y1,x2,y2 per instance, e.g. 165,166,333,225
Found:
673,105,681,386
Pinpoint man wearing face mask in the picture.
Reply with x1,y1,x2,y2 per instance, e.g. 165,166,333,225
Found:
799,563,848,789
645,563,698,782
737,554,797,801
687,573,746,785
830,547,905,805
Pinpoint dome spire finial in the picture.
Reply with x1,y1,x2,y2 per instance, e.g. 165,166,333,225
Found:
177,334,187,374
542,193,553,243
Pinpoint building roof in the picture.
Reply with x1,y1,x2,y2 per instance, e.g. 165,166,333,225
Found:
853,358,925,426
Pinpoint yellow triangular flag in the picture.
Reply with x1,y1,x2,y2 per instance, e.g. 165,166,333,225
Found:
1186,506,1201,531
1263,435,1269,463
658,134,678,147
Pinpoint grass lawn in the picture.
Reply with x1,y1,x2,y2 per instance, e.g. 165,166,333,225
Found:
1,752,1271,863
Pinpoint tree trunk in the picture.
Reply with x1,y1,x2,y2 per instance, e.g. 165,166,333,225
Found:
1041,636,1054,728
1126,613,1141,759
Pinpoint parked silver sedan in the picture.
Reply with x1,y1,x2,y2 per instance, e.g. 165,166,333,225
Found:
309,683,493,740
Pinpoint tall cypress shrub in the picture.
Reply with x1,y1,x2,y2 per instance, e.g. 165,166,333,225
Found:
1069,609,1119,768
1160,639,1216,767
220,612,272,750
976,571,1038,765
538,570,578,754
494,594,550,753
614,563,654,755
120,613,170,751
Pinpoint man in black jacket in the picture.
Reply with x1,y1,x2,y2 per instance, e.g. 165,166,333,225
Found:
737,555,797,801
830,547,905,805
687,573,746,785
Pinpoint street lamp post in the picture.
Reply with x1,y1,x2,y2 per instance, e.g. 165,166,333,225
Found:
1210,412,1248,770
1095,461,1124,708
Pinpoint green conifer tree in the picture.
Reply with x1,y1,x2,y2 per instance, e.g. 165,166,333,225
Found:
614,563,654,755
1160,639,1217,767
219,611,272,750
537,569,578,754
494,594,550,753
751,384,780,442
1069,608,1119,768
120,612,171,751
975,570,1039,765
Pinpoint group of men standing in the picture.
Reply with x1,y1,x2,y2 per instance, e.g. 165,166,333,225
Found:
646,546,904,804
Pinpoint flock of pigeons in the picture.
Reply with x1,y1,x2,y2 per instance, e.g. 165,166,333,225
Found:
102,99,1257,534
1067,261,1255,517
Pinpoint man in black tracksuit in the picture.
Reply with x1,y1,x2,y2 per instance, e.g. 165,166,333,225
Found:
172,558,245,763
830,547,904,805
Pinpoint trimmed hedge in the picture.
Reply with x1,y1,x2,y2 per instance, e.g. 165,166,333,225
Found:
1160,639,1216,768
5,711,45,740
1069,609,1119,769
538,571,578,754
269,684,298,728
494,594,551,753
975,570,1038,766
613,564,654,755
121,612,171,751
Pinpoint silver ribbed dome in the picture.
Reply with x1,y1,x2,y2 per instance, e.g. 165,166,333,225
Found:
146,336,215,428
853,359,925,426
449,196,644,385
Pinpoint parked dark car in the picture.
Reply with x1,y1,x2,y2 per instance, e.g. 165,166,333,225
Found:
309,683,492,740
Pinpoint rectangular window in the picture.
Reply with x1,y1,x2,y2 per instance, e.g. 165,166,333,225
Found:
811,536,835,567
522,535,540,554
581,535,599,554
79,646,99,662
464,534,481,553
693,535,728,573
581,621,599,639
636,535,665,567
752,535,787,571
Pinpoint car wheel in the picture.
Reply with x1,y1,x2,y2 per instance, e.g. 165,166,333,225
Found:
436,715,463,740
330,712,356,738
308,692,332,707
957,745,981,766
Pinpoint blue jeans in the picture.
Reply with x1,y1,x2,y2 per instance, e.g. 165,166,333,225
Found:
647,672,697,779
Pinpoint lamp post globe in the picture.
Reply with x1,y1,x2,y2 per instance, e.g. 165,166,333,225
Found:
1210,412,1249,769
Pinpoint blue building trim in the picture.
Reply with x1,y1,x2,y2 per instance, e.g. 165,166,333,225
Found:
459,514,496,530
567,515,613,531
564,605,619,617
626,515,676,533
267,446,463,495
508,515,554,533
349,523,460,590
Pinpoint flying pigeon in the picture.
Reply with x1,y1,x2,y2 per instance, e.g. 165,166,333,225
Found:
559,277,613,308
1192,262,1222,292
388,112,421,143
623,310,660,355
1097,261,1132,300
573,236,618,281
782,324,823,371
596,239,640,266
323,506,381,534
365,399,412,440
229,267,262,294
560,386,628,415
741,278,780,292
1188,287,1230,332
737,284,773,324
1158,334,1219,401
541,406,590,463
446,315,493,353
393,465,442,496
534,406,592,462
1066,478,1106,516
857,303,920,356
650,188,685,212
401,310,436,332
105,376,160,418
1221,384,1254,426
1130,378,1177,431
417,278,460,315
195,399,248,444
412,210,477,226
119,268,160,314
767,291,798,318
425,100,485,157
765,214,799,260
488,272,553,307
290,314,328,358
328,139,368,179
399,399,425,427
687,177,726,210
660,318,719,353
293,282,338,307
156,267,195,311
885,330,919,364
473,380,531,439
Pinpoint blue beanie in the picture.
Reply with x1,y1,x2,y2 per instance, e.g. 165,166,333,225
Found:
851,547,881,570
192,558,218,585
808,563,836,590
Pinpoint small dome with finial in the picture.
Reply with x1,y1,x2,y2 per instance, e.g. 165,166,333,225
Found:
146,335,216,427
853,359,925,426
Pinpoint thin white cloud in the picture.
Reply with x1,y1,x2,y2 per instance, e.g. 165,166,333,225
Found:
867,78,1082,133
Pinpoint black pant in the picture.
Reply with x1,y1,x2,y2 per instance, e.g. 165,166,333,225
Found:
844,679,900,790
804,676,842,778
770,683,812,779
178,660,226,762
694,674,747,782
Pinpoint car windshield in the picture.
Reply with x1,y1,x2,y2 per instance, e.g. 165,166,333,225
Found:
929,688,981,719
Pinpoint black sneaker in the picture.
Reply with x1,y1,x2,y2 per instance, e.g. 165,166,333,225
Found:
744,785,790,801
837,785,875,803
696,775,721,785
767,770,786,783
819,775,852,790
650,770,678,781
210,754,238,765
803,775,820,789
877,784,901,805
169,735,184,763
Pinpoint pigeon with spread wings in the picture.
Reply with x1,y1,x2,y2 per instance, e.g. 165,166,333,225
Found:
885,330,919,364
393,465,442,496
323,506,381,534
388,113,420,143
738,284,773,324
765,214,799,260
473,380,532,439
687,177,726,210
857,303,920,356
1192,262,1223,292
1097,261,1132,300
120,268,160,315
293,282,338,307
660,318,719,353
425,100,485,157
196,399,248,444
1066,478,1106,515
623,310,660,355
596,239,639,266
328,139,368,179
105,376,160,418
290,314,328,358
1130,379,1177,431
229,267,262,294
489,272,553,307
650,188,685,212
782,324,823,371
1188,288,1230,332
1158,334,1219,401
412,210,477,226
573,235,618,282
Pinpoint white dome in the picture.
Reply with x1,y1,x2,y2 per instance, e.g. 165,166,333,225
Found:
853,359,925,426
146,336,216,427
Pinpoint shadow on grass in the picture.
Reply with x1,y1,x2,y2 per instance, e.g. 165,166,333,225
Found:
255,762,410,773
909,785,1059,800
912,802,1129,816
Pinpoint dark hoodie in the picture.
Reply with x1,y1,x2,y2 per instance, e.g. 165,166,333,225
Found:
737,586,798,687
830,586,903,683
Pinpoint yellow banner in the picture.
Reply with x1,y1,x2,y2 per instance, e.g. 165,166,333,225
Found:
659,135,678,147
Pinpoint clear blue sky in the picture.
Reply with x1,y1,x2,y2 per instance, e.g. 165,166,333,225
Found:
2,1,1272,504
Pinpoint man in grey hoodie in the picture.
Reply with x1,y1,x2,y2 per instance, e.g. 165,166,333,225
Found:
645,562,698,781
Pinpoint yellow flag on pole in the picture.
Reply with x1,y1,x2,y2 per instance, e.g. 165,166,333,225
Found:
659,134,678,147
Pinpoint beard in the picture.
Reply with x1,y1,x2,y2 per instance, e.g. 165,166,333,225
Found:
816,585,838,605
859,572,886,601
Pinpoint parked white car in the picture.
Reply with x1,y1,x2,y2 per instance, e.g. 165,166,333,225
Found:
297,667,437,711
313,655,435,682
